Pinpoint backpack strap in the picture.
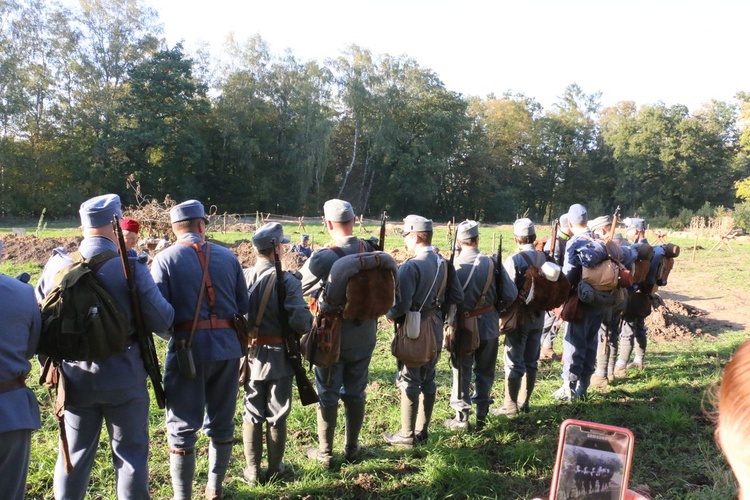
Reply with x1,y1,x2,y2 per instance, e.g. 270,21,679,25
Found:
178,241,212,347
71,250,119,272
249,269,277,334
476,256,495,308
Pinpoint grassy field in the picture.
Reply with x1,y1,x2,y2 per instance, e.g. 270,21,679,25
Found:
2,224,746,499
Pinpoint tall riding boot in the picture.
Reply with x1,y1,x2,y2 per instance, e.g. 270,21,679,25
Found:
170,448,196,500
383,391,418,447
242,423,263,486
607,346,618,381
344,399,366,461
266,421,287,480
307,405,338,469
490,376,522,417
415,392,436,443
206,439,233,499
575,374,592,400
517,369,537,413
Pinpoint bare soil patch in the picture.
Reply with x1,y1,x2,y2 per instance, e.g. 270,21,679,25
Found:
0,234,82,265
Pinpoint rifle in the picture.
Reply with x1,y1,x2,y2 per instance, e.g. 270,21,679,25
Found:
445,220,460,375
113,215,166,409
272,239,320,406
548,218,559,262
605,206,621,242
495,234,505,310
378,211,387,251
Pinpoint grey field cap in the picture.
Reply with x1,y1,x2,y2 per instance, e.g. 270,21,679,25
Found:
79,194,122,228
567,204,588,225
323,199,355,222
402,215,433,235
253,222,290,250
588,215,613,231
457,220,480,240
513,218,535,236
170,200,206,223
624,217,646,230
559,214,570,229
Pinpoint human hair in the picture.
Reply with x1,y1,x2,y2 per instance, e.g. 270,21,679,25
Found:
715,339,750,495
459,236,478,247
257,246,275,258
414,231,432,245
516,234,536,245
172,218,203,234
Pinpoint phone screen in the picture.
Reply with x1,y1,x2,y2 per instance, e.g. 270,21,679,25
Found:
552,420,633,500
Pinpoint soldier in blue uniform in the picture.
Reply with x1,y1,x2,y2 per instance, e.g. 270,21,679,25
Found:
384,215,464,447
0,242,42,500
150,200,249,500
491,218,547,416
36,194,175,499
444,221,516,430
540,214,572,360
242,223,312,484
291,234,313,259
553,204,608,401
299,199,378,468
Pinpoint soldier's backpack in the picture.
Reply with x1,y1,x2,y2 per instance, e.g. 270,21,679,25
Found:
38,250,131,362
518,251,570,312
302,246,398,368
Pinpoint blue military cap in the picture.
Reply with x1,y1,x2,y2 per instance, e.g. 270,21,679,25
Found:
301,234,310,241
588,215,612,231
456,220,480,240
402,215,433,235
170,200,206,223
559,214,569,229
253,222,290,250
624,217,646,231
79,194,122,228
323,199,355,222
567,204,588,225
513,218,535,236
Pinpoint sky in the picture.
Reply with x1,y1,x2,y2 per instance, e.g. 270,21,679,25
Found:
148,0,750,112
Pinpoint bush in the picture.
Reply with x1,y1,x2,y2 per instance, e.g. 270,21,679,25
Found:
734,202,750,232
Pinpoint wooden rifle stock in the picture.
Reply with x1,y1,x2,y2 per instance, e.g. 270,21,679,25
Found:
272,239,319,406
605,205,621,242
549,218,559,261
112,215,166,409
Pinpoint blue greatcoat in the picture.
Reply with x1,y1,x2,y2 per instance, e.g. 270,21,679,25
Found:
150,233,249,449
0,274,42,500
561,231,607,385
387,246,464,398
35,235,175,500
299,235,378,407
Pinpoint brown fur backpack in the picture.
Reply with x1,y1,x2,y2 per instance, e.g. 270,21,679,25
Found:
518,251,571,312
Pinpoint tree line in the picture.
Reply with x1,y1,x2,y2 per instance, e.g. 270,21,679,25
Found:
2,0,750,227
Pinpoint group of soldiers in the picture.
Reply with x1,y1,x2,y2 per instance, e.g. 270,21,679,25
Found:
0,195,656,499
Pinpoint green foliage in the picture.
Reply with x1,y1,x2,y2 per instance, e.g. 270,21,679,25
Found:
735,177,750,201
733,201,750,231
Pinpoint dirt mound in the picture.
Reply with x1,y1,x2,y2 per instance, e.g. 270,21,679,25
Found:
1,234,81,266
647,296,707,341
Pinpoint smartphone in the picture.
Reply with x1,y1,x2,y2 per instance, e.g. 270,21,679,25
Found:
550,419,634,500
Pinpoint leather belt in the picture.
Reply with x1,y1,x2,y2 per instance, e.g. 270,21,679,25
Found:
174,318,234,332
464,305,496,318
0,376,26,394
249,336,285,346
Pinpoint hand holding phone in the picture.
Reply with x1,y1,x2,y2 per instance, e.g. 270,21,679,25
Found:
550,419,635,500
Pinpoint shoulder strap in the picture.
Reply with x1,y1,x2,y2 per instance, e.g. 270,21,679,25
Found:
72,250,119,271
252,271,277,331
461,254,482,291
476,256,495,308
328,246,346,258
178,241,212,347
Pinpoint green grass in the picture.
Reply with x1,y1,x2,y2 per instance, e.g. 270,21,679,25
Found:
6,225,748,498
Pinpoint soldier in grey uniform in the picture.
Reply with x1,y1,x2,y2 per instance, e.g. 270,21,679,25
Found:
491,218,547,416
36,194,175,499
384,215,464,447
615,218,650,377
553,204,607,401
150,200,249,500
299,199,378,468
0,242,42,500
587,215,627,390
241,223,312,484
444,221,516,430
540,214,572,360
